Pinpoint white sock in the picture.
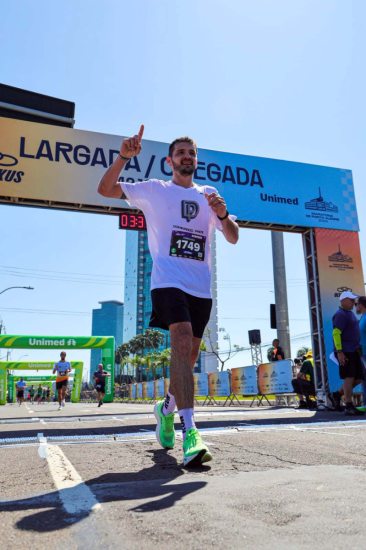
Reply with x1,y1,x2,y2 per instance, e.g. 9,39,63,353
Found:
162,391,176,415
178,408,196,440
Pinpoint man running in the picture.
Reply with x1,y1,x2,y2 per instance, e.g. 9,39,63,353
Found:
16,378,26,406
98,126,239,466
53,351,72,411
93,363,111,407
36,384,43,404
29,385,35,404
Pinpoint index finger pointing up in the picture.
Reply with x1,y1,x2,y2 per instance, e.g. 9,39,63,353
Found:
138,124,144,141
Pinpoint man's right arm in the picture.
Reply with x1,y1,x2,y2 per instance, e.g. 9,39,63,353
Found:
98,155,128,199
98,124,144,199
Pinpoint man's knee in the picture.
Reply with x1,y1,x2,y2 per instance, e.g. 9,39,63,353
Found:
170,322,193,349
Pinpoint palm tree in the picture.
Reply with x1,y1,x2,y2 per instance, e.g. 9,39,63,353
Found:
130,355,142,382
158,347,171,378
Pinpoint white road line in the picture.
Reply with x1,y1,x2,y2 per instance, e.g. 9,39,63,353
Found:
38,434,101,515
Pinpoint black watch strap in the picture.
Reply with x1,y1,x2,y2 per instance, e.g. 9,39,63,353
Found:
217,210,229,221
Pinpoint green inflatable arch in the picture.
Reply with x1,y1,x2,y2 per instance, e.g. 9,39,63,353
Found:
9,374,55,403
4,362,83,403
0,334,115,405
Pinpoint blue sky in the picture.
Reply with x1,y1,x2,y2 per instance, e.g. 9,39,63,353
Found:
1,0,365,376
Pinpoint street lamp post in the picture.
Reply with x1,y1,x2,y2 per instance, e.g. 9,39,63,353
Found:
0,286,34,334
0,286,34,296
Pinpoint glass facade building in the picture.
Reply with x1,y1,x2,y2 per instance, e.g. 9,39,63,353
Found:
90,300,124,382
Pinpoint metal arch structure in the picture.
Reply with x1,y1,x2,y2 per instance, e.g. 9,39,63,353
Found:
0,335,115,405
0,114,364,406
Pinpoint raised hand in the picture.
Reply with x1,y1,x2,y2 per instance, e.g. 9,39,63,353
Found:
205,192,227,218
120,124,144,159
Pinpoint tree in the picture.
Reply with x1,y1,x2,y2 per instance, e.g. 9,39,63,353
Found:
296,346,310,358
203,327,240,372
158,347,171,378
129,329,165,356
115,343,129,365
130,355,145,382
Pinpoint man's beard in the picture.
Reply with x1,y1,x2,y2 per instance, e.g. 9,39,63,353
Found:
172,160,195,176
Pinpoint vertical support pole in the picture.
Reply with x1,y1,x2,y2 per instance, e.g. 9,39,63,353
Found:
271,231,291,359
302,229,328,407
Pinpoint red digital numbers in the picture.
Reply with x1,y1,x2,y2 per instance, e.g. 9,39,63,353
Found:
119,212,146,230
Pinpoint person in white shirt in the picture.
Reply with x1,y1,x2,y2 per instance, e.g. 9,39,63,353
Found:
53,351,71,410
98,126,239,466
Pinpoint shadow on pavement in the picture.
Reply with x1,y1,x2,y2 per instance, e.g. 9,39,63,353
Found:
0,449,208,532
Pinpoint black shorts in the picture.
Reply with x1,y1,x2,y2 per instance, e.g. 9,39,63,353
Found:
150,287,212,339
17,390,24,398
292,378,315,397
95,383,105,393
56,380,68,390
337,351,364,380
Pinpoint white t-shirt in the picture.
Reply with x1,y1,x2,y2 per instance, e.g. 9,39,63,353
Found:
121,179,233,299
54,361,71,377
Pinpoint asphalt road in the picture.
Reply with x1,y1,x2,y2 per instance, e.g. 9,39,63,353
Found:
1,401,366,549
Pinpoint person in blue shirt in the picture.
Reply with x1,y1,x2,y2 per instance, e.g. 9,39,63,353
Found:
16,378,26,406
332,290,364,416
355,296,366,408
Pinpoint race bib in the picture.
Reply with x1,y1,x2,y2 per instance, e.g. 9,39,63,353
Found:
169,230,206,261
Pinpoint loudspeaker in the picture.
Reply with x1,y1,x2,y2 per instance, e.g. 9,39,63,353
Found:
248,329,261,345
270,304,277,329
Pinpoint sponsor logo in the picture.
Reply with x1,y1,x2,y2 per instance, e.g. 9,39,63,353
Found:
334,286,353,298
0,152,18,166
328,245,353,264
0,151,24,182
28,338,77,346
305,187,338,213
328,244,354,272
260,193,298,206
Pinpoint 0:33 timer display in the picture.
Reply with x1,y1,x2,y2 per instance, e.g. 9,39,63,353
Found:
119,212,147,230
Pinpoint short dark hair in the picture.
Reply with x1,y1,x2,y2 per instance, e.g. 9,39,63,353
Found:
358,296,366,308
168,137,197,158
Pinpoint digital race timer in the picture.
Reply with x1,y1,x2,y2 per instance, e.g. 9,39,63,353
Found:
119,211,147,230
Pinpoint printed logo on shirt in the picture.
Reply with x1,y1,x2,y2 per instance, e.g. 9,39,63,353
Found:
181,200,199,222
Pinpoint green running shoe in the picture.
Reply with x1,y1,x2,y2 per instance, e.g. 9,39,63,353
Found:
183,428,212,467
154,401,176,449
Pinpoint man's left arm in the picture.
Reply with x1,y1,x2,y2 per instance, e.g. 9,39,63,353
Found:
205,192,239,244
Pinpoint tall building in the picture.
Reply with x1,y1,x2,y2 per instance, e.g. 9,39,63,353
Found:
90,300,124,381
123,230,218,373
